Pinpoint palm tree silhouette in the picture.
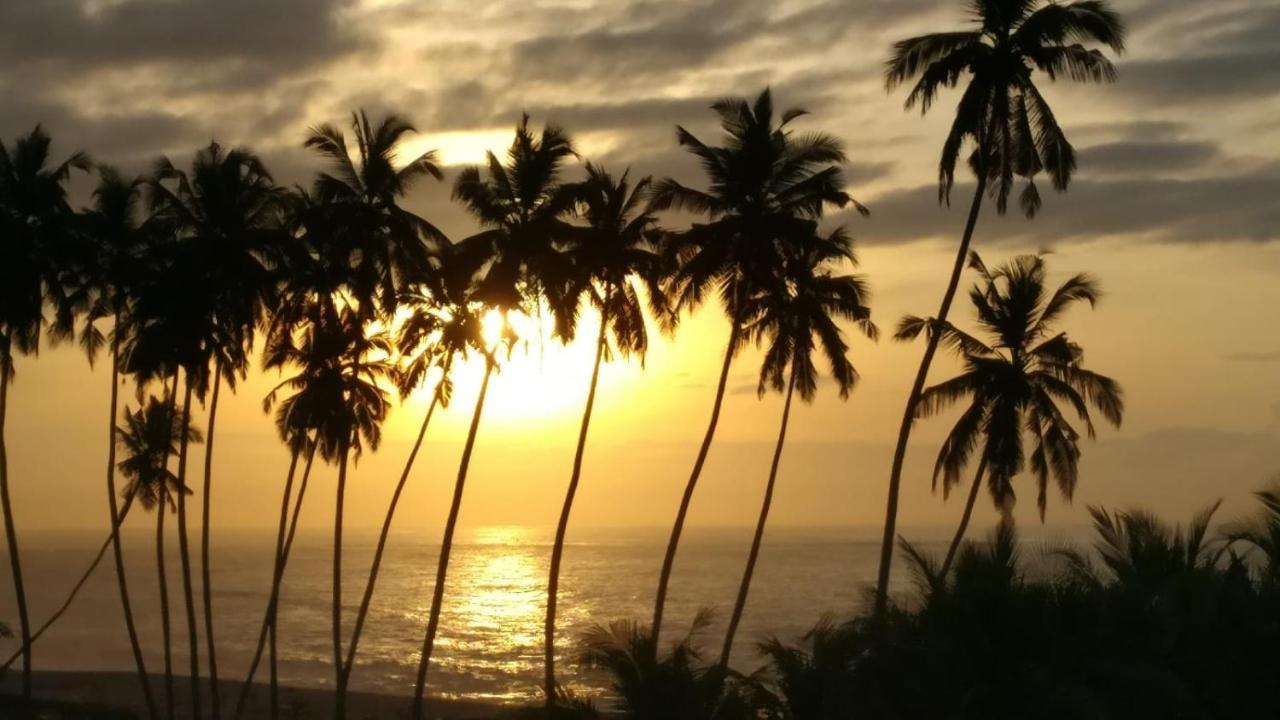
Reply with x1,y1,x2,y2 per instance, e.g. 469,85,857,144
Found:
411,116,576,719
303,109,447,317
874,0,1127,613
902,252,1123,577
647,88,860,648
262,306,394,720
0,125,91,705
117,393,202,720
147,141,286,719
719,226,877,671
542,163,665,712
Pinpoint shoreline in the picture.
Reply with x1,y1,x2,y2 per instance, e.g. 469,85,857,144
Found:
0,670,507,719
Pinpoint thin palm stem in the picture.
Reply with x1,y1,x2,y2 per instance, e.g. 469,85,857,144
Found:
720,363,796,671
940,457,989,578
545,316,608,713
158,500,174,720
412,358,496,720
201,368,222,720
340,374,447,698
874,174,987,614
332,447,349,720
653,309,743,651
0,356,33,708
174,376,203,719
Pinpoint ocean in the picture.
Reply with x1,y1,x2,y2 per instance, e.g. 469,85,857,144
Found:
0,525,1062,704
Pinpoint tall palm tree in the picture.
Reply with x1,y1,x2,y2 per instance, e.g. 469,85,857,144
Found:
304,109,447,317
875,0,1127,613
902,252,1124,577
543,163,664,711
0,125,91,704
79,166,159,718
719,227,877,671
411,116,577,719
262,306,394,720
117,394,202,720
147,142,285,718
646,88,860,648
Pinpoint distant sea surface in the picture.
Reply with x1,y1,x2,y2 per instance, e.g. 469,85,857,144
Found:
1,525,1082,704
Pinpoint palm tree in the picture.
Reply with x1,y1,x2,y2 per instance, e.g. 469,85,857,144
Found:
262,306,394,720
411,116,577,719
117,394,203,720
542,163,665,712
902,252,1124,577
147,142,285,718
719,227,877,671
875,0,1127,613
0,125,91,704
646,88,860,647
303,109,447,317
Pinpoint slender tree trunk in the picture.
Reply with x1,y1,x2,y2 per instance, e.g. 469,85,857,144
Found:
267,449,299,720
232,445,316,720
652,311,743,651
873,174,988,615
201,367,222,720
544,318,607,715
174,376,203,720
159,503,175,720
0,356,33,710
0,494,138,672
105,333,158,719
339,369,448,704
332,446,349,720
719,364,796,671
411,359,496,720
940,458,988,579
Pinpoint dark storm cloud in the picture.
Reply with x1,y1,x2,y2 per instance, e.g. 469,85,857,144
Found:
1077,140,1222,175
1122,51,1280,103
0,0,366,79
850,166,1280,246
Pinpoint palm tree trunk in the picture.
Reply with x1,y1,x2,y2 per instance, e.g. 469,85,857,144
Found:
0,494,138,673
105,332,158,720
232,444,316,720
652,310,743,651
544,317,608,714
201,367,222,720
0,354,33,709
159,503,175,720
174,376,203,720
411,358,496,720
940,458,988,579
339,369,448,704
719,364,796,671
266,449,299,720
332,446,349,720
873,173,988,615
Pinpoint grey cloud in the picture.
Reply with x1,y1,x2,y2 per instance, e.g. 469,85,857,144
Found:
848,166,1280,246
1077,140,1221,175
1122,51,1280,103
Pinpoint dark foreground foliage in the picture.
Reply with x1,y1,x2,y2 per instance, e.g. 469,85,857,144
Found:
592,487,1280,720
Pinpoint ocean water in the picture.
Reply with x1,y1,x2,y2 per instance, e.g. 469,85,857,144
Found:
2,526,969,704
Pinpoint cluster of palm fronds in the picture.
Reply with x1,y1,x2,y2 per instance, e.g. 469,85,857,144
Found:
582,488,1280,720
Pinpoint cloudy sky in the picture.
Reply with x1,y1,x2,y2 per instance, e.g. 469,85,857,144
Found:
3,0,1279,537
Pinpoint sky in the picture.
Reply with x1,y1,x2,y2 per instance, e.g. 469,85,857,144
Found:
1,0,1278,538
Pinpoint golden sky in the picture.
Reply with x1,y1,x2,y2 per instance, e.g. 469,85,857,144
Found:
2,0,1278,534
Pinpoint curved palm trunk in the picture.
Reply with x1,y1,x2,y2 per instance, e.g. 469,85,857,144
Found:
0,359,34,709
652,313,742,651
158,503,175,720
332,446,350,720
0,493,138,673
411,359,496,720
338,371,448,705
719,365,796,671
874,174,988,615
266,449,300,720
174,377,203,720
232,445,316,720
201,368,222,720
940,458,989,579
105,334,158,720
544,318,608,713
